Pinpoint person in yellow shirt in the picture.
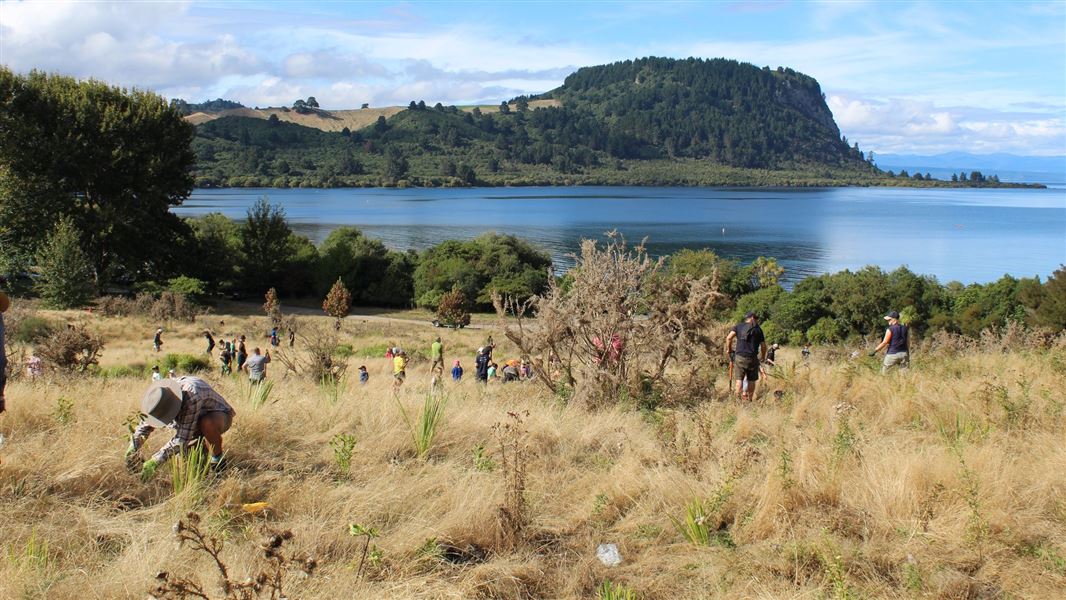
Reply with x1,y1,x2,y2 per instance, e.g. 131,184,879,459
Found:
392,348,408,391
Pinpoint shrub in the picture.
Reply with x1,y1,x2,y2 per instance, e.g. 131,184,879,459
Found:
263,287,282,327
160,353,210,374
496,232,730,407
167,276,207,300
323,277,351,329
436,285,471,328
274,322,349,382
35,323,103,372
11,315,54,344
149,291,201,322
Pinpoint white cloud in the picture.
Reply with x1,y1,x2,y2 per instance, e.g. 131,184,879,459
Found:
828,93,1065,155
1,0,1062,155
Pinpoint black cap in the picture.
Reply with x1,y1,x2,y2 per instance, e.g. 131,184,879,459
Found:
884,310,900,320
744,311,758,320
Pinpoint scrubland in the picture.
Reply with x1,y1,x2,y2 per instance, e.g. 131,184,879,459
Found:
1,310,1064,599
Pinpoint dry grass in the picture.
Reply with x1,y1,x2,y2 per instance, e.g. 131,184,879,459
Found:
185,107,405,133
1,310,1064,599
184,100,563,133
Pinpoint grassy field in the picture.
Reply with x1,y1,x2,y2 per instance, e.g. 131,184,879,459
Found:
1,309,1064,599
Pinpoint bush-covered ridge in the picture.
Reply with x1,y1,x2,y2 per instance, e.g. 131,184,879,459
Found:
187,57,1041,189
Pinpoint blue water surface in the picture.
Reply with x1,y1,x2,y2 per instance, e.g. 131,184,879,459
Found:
175,186,1066,286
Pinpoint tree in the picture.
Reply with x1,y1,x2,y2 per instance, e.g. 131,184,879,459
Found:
183,213,243,293
0,68,195,285
323,277,352,329
306,96,319,108
457,163,477,186
316,227,412,306
413,233,551,311
515,96,530,112
361,103,369,109
268,113,280,126
263,287,282,327
951,173,958,182
436,285,471,328
958,172,968,182
499,101,511,115
385,146,409,182
240,198,293,293
35,217,95,308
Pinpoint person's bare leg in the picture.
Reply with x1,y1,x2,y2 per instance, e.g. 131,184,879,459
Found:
747,380,758,402
734,379,744,400
198,413,226,458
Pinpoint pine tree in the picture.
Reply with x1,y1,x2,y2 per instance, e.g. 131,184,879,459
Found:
36,217,95,308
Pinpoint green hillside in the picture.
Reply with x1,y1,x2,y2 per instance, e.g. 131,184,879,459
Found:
189,57,1035,188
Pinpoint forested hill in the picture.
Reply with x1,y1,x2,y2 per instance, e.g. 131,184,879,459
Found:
538,57,854,168
188,57,1036,188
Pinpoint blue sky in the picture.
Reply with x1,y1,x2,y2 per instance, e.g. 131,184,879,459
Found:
1,0,1064,155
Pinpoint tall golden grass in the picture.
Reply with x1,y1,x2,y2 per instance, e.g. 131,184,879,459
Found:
0,310,1063,599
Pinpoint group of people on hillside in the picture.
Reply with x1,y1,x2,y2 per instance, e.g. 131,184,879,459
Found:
724,309,909,401
0,272,916,485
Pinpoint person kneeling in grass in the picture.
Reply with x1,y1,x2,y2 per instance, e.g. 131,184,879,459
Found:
126,377,235,481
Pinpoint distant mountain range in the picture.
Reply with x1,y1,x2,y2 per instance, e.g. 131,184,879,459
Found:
874,152,1065,174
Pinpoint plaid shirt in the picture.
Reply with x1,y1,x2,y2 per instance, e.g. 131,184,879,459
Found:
131,376,234,464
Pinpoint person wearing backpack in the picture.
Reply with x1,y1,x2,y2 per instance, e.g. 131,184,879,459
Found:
724,311,767,402
871,310,909,373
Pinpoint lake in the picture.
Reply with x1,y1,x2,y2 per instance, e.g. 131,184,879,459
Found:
175,186,1066,286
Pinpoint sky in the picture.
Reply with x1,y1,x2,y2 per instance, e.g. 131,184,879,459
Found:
1,0,1065,156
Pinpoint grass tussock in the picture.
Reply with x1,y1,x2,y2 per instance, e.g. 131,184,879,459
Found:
0,311,1064,599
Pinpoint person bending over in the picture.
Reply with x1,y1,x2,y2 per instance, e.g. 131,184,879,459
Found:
126,377,235,481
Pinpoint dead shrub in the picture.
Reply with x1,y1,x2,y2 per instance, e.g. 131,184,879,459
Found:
96,292,202,322
35,323,103,373
274,320,348,382
149,291,202,322
494,231,730,408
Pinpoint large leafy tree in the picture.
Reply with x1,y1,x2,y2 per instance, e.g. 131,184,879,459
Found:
0,68,195,284
316,227,413,306
239,197,293,293
413,233,551,311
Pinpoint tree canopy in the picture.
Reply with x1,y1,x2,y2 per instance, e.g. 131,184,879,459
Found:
0,68,196,284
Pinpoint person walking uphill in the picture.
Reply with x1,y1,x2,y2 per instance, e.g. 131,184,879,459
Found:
244,347,271,383
871,310,909,373
153,328,164,353
125,376,235,481
724,311,767,401
203,330,215,355
430,337,444,374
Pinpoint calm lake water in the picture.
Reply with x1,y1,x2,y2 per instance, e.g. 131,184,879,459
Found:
175,186,1066,286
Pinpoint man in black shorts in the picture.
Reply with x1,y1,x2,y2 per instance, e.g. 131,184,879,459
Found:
724,311,767,401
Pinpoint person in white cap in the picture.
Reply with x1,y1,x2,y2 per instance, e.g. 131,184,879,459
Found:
125,376,235,481
870,310,909,373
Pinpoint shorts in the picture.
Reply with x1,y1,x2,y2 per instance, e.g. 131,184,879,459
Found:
199,411,232,435
733,354,760,381
394,371,406,381
431,358,444,371
882,352,909,373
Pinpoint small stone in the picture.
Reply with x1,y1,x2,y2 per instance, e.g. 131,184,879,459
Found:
596,543,623,567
